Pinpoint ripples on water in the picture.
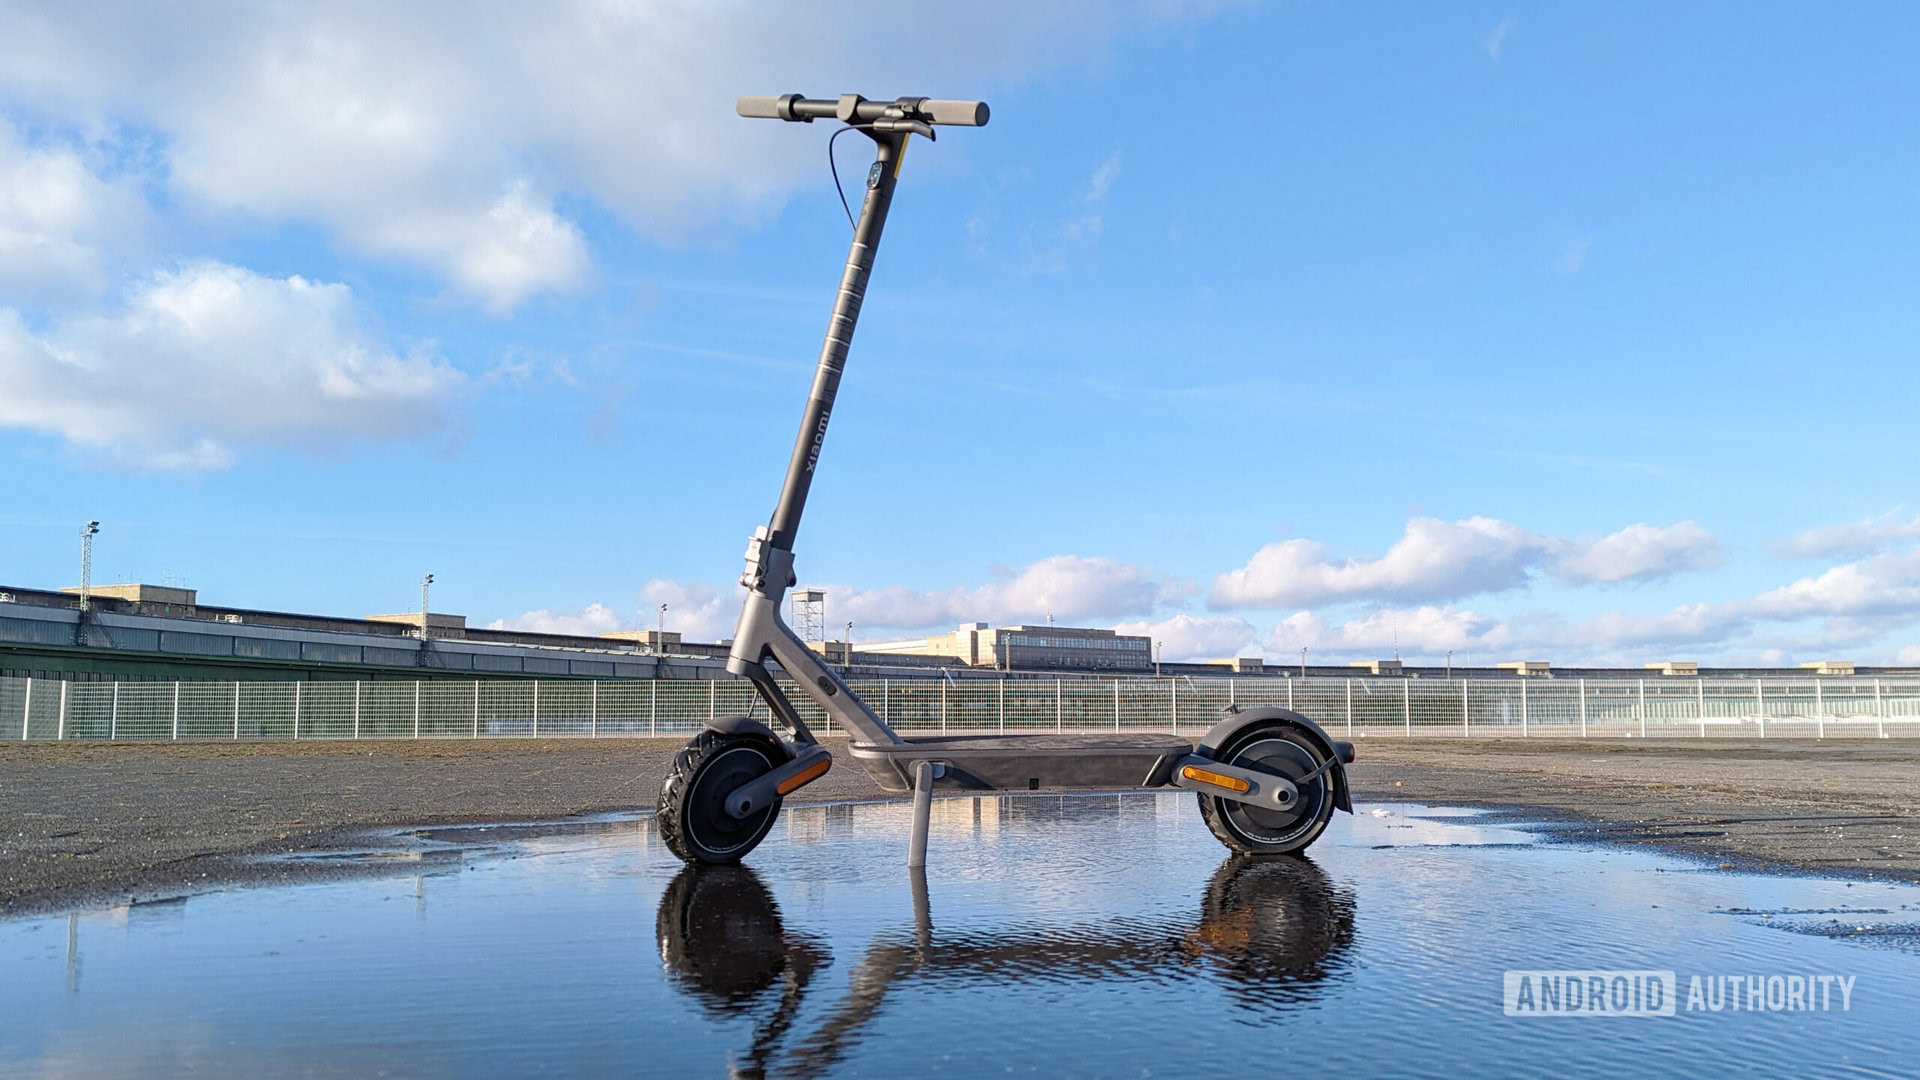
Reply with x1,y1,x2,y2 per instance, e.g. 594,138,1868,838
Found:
2,796,1916,1078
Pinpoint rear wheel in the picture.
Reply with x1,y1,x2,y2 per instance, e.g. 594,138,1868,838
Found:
658,731,784,864
1196,724,1336,856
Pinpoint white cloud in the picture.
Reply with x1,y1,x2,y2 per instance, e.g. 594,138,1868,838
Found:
1483,19,1514,61
623,555,1189,645
486,583,737,641
0,261,461,467
1553,521,1724,585
1554,603,1747,650
1774,613,1918,651
1747,548,1920,620
640,578,738,642
1554,235,1590,275
1267,600,1750,666
0,117,145,299
0,2,1218,309
1212,517,1725,608
486,603,625,637
833,554,1186,635
1273,605,1499,656
1776,509,1920,559
1210,517,1554,609
1112,613,1257,661
1898,644,1920,665
370,182,589,314
489,531,1920,664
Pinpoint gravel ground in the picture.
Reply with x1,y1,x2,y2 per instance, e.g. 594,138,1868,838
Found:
2,736,1916,918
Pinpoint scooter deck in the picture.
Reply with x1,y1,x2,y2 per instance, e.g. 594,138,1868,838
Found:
845,733,1193,793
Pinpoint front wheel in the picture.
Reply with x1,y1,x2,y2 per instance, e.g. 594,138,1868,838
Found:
657,731,784,864
1196,724,1337,856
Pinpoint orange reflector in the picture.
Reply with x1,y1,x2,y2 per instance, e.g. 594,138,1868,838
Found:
776,758,832,795
1181,764,1250,793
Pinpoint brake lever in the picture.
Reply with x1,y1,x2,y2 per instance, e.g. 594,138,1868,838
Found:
869,117,935,140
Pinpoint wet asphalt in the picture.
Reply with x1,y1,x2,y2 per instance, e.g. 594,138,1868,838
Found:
2,736,1915,918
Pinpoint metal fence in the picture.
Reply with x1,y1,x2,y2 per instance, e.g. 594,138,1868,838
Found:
4,674,1919,742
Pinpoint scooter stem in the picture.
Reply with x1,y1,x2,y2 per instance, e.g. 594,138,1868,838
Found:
723,126,913,746
767,131,906,550
721,95,985,746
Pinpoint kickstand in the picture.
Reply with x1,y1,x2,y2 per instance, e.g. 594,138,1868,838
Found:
908,760,935,868
909,864,932,953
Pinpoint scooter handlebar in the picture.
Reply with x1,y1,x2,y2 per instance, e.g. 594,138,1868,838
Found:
734,94,989,127
735,95,785,120
917,99,990,127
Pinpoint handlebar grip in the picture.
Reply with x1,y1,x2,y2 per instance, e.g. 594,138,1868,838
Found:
918,99,990,127
736,95,784,119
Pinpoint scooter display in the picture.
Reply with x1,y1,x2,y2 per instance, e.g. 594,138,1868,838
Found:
656,93,1355,866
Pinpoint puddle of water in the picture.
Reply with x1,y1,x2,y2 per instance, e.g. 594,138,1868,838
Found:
3,797,1916,1079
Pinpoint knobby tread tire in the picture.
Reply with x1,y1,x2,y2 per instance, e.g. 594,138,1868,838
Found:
1196,724,1337,857
657,730,783,864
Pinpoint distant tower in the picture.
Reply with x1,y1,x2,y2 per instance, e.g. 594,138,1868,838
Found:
77,521,99,613
74,521,100,647
792,587,826,645
416,573,435,668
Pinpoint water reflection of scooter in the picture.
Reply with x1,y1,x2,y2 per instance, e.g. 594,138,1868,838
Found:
656,868,831,1080
656,859,1356,1078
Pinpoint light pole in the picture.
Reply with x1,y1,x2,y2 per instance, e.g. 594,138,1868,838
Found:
845,620,853,666
1300,647,1308,678
657,603,668,651
77,521,100,613
1155,640,1163,678
1446,649,1453,680
419,574,434,640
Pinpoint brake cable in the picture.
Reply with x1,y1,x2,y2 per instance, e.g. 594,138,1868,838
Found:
827,124,872,231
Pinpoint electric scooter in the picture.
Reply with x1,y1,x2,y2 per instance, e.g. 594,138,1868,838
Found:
655,92,1355,867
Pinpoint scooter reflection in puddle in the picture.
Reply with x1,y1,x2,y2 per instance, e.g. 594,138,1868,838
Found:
655,856,1356,1078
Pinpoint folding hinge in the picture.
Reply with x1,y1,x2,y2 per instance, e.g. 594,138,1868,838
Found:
741,526,773,589
740,526,796,591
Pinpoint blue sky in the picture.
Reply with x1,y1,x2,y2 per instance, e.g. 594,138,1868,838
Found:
2,1,1918,664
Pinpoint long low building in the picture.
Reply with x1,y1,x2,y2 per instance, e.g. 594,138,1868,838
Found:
0,584,1151,684
6,583,1916,685
0,585,726,683
861,623,1155,672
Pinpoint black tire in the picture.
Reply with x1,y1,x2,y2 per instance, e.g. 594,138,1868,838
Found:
655,865,787,1013
1196,723,1337,856
658,730,784,864
1197,856,1355,996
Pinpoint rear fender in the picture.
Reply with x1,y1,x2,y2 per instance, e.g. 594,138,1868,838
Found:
1195,706,1353,814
